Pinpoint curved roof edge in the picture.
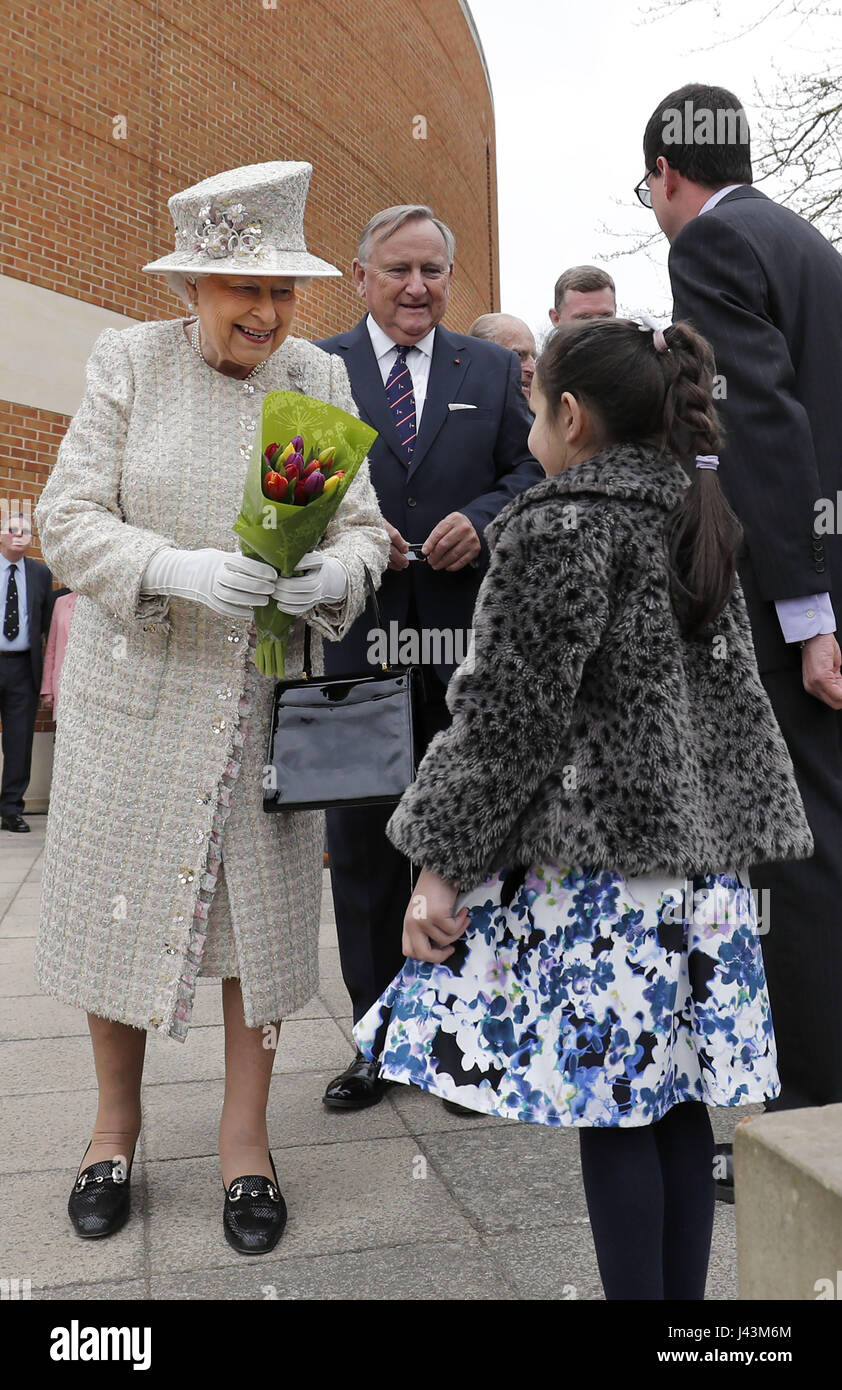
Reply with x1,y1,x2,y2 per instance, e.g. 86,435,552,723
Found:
457,1,495,113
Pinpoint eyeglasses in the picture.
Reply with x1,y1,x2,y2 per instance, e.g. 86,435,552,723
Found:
634,173,654,209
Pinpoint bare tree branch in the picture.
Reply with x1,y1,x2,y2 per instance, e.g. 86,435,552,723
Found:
632,0,842,243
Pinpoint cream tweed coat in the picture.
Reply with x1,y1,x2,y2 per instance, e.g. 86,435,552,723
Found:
34,319,389,1041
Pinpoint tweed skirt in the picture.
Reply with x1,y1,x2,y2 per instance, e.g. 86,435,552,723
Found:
200,857,240,978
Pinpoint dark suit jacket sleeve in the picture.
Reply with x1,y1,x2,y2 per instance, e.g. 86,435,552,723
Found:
669,213,826,603
456,352,543,566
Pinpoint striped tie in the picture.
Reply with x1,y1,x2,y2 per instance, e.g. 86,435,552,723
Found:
385,345,417,463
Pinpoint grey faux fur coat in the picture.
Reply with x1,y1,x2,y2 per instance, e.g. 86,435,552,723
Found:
386,442,814,890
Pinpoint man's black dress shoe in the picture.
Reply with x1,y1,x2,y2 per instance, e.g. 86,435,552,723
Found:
442,1099,482,1116
1,814,29,832
323,1050,391,1110
223,1153,287,1254
68,1146,133,1238
714,1142,734,1203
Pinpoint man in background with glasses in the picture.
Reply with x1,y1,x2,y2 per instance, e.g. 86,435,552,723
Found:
468,313,538,406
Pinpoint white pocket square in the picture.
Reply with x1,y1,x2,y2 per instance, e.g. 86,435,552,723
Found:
448,402,477,411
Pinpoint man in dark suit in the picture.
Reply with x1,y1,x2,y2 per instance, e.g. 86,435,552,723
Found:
316,203,543,1110
0,515,55,831
640,82,842,1188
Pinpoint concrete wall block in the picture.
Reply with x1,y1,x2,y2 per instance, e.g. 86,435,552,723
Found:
736,1104,842,1300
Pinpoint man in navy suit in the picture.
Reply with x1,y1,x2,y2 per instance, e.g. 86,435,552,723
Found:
640,82,842,1195
0,515,55,831
316,204,542,1110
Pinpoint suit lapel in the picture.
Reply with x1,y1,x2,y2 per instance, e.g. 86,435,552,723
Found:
23,557,35,631
406,326,469,483
332,319,407,462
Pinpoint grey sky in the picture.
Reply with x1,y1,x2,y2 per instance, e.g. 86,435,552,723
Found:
469,0,834,340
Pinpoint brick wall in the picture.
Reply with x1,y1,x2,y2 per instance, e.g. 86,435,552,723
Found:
1,0,496,331
0,0,497,735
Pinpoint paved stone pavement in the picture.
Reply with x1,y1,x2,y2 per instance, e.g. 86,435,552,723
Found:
0,818,752,1301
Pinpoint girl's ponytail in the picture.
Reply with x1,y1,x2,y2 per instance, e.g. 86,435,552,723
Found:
658,322,743,636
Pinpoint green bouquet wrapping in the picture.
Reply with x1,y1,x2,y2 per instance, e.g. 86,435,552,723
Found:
233,391,377,677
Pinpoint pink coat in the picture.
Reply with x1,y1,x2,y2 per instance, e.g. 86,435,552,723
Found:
40,592,77,719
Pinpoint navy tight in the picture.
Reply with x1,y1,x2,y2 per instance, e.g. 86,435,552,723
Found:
578,1101,716,1300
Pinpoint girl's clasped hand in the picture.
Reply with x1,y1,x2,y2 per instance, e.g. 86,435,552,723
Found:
403,866,470,963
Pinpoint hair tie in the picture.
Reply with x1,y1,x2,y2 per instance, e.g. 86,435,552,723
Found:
652,327,668,352
695,454,719,470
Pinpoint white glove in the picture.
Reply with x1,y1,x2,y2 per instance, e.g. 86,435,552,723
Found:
272,551,349,617
141,547,277,619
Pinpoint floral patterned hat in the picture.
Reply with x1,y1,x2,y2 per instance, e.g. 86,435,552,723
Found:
142,161,341,290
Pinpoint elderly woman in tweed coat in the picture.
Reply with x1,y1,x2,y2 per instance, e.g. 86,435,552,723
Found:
33,162,389,1253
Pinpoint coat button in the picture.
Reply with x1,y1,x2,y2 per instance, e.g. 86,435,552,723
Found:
407,497,417,507
816,562,826,573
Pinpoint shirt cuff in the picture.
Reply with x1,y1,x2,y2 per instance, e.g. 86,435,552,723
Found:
774,592,836,643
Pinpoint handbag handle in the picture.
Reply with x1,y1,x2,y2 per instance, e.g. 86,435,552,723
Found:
302,562,382,679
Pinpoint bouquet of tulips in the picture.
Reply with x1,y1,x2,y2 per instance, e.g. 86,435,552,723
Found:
233,391,377,676
262,438,345,504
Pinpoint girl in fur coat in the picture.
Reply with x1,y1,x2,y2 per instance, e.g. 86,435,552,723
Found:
354,317,813,1300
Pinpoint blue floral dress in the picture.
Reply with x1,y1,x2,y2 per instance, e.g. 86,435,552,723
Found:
352,864,780,1127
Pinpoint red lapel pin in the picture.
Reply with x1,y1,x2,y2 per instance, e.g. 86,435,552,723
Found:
454,357,461,364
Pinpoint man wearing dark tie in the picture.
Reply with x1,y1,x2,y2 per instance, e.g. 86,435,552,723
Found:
0,516,56,831
316,204,543,1110
639,81,842,1196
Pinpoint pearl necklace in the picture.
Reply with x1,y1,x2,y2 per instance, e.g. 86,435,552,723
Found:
189,317,268,386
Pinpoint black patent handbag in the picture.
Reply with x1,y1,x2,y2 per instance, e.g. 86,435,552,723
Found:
263,565,418,812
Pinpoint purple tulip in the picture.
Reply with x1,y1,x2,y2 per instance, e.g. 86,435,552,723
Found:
290,435,304,453
288,451,305,472
301,471,325,500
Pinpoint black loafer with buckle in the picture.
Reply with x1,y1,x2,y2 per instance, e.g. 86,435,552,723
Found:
223,1153,287,1255
68,1147,134,1239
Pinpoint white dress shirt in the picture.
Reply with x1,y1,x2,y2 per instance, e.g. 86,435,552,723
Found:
0,553,30,652
697,183,836,643
698,183,746,215
366,313,436,424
